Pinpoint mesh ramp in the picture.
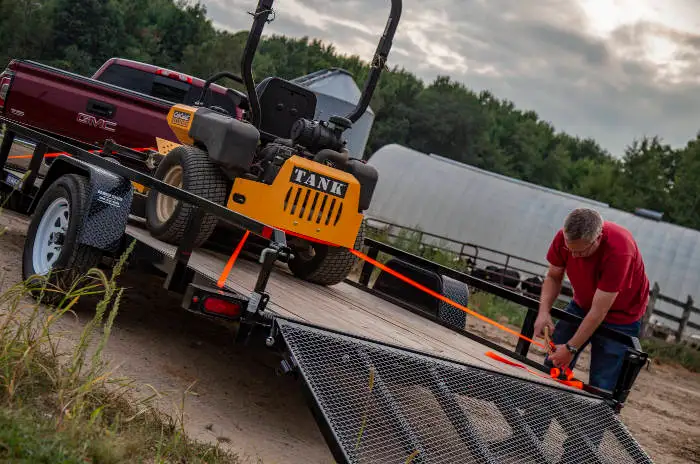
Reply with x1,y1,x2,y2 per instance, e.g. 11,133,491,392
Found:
277,319,652,464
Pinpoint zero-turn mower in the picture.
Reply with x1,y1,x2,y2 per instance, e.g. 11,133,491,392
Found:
144,0,401,286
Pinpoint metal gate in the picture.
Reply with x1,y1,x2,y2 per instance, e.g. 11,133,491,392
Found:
276,319,653,464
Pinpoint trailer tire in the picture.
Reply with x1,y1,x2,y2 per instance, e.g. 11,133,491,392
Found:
287,221,365,286
22,174,103,306
145,145,229,248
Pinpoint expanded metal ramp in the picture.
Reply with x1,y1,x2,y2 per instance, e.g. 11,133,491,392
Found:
277,319,653,464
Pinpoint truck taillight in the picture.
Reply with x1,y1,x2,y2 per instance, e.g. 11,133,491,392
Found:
155,68,193,84
0,75,12,109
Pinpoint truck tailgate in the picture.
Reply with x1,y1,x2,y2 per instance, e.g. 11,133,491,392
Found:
3,60,176,150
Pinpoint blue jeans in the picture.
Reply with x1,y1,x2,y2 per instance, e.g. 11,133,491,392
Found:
544,300,641,392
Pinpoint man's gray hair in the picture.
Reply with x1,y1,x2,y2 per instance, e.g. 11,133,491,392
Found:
564,208,603,242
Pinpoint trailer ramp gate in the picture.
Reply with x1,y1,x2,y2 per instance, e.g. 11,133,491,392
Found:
277,319,652,464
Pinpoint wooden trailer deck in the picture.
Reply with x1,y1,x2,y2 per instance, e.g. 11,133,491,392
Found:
125,221,585,394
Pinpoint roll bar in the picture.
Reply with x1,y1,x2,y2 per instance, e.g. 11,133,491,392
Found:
345,0,402,123
240,0,402,129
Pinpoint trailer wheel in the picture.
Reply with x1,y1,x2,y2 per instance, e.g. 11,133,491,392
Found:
145,145,229,248
22,174,103,305
287,221,365,286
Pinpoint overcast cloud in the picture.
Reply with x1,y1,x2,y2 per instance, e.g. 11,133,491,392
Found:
201,0,700,158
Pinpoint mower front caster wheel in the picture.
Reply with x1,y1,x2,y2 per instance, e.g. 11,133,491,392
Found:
145,145,229,248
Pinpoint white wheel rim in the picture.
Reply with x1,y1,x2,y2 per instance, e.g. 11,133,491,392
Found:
156,165,183,222
32,197,70,276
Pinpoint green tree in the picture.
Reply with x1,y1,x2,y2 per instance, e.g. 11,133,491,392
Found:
668,135,700,229
0,0,698,232
614,136,676,214
48,0,127,74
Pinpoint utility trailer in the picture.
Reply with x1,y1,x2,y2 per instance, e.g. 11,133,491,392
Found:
0,0,653,459
0,118,654,463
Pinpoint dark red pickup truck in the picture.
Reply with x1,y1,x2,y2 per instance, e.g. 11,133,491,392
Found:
0,58,245,151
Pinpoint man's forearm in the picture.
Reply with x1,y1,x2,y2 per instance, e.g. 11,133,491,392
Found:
539,275,562,314
567,290,617,348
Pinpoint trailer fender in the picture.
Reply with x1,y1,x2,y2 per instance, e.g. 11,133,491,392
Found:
31,156,133,252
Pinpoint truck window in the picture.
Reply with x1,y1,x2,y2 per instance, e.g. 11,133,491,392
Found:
151,75,189,104
185,87,240,116
96,63,192,104
96,64,152,95
97,62,240,113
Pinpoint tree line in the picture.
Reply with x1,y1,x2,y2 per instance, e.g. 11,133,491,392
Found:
2,0,699,231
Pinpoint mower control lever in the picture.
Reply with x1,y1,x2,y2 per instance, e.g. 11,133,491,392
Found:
195,71,245,108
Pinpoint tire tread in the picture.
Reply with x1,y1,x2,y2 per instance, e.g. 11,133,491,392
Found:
147,146,229,248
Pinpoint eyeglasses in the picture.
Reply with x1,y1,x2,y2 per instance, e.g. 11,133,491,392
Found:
563,234,601,257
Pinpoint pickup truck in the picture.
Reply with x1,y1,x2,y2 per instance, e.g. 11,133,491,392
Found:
0,58,246,153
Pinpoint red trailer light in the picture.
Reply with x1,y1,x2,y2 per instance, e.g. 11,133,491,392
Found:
203,297,243,318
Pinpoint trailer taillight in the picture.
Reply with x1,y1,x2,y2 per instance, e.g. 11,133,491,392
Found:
155,68,193,84
0,74,13,109
202,297,243,318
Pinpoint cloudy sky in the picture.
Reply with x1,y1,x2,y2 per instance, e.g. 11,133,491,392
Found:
201,0,700,158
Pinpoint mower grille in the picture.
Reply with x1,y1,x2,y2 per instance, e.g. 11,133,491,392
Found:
284,186,343,227
278,319,652,464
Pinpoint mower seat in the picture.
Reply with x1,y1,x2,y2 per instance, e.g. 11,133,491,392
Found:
255,77,317,140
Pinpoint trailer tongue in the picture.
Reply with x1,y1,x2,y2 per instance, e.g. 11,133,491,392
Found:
275,318,651,464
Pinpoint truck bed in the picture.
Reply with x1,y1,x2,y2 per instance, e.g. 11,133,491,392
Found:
125,222,582,393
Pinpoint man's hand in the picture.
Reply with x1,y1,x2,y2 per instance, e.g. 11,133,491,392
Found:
548,344,573,368
534,312,555,338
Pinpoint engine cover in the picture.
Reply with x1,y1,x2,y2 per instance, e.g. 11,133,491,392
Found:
226,155,364,249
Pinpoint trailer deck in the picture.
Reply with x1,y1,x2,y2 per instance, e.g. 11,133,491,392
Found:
126,221,570,390
124,221,653,463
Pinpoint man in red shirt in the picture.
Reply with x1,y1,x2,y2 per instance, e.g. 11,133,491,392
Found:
534,207,649,392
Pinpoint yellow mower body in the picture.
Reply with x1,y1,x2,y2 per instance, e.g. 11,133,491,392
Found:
161,104,364,249
227,155,364,249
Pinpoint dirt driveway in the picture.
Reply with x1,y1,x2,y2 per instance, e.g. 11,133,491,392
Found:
0,205,698,463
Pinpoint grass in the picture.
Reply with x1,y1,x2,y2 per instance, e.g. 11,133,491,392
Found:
468,292,526,328
641,337,700,373
0,237,240,463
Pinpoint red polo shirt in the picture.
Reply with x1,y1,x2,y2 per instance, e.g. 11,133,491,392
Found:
546,221,649,325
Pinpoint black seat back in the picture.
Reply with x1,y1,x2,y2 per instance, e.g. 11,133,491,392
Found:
255,77,317,139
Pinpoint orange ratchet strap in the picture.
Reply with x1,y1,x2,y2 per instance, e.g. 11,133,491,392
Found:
485,351,583,389
351,249,584,386
7,146,156,160
217,230,250,288
213,230,581,386
544,326,575,381
350,249,547,350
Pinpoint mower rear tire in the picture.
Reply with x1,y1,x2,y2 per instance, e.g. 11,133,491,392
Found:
22,174,103,306
145,145,229,248
287,221,365,286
